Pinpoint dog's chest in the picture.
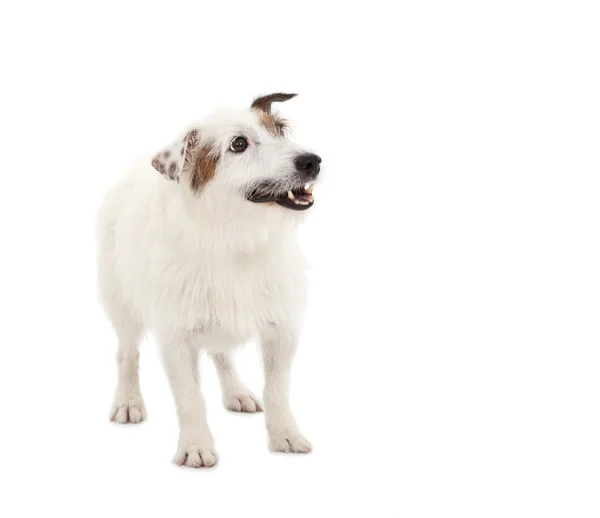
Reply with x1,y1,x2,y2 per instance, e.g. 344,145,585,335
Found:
151,245,303,337
193,264,277,326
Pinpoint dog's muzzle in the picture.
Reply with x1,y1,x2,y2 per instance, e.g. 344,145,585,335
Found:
246,153,321,211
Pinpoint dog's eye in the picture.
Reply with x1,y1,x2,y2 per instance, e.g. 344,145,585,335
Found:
230,136,248,153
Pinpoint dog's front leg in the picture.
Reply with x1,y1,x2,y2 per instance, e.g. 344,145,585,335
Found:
159,332,217,468
260,326,312,453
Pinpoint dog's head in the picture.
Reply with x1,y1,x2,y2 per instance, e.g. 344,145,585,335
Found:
151,93,320,212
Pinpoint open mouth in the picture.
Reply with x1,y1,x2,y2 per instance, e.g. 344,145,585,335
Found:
246,183,315,211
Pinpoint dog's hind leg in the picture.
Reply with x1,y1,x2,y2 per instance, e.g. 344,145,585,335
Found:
108,318,147,424
210,352,263,413
97,214,147,424
102,294,146,424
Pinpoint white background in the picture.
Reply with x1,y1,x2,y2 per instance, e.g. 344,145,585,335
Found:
0,1,598,516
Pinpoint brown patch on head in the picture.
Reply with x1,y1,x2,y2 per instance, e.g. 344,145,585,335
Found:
190,144,218,192
251,93,296,138
163,150,171,159
257,111,288,138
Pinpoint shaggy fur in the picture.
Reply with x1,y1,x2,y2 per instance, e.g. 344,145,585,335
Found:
97,94,319,467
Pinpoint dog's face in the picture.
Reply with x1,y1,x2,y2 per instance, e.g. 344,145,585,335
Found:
151,93,320,212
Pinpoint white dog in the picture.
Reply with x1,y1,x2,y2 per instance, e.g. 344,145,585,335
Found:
97,93,320,468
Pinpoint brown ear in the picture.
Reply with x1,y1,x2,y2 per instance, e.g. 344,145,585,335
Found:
151,129,200,183
151,129,218,192
251,93,297,114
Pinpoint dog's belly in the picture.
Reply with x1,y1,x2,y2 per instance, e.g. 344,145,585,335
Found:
132,268,290,343
192,325,252,352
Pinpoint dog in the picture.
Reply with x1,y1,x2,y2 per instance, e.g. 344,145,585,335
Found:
97,93,320,468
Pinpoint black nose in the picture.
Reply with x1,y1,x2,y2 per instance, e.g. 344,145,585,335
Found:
294,153,321,178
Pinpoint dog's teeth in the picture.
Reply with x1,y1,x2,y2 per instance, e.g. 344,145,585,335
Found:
298,200,309,205
305,183,313,193
288,191,295,200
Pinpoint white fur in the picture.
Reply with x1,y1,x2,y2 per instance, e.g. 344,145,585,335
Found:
97,104,315,467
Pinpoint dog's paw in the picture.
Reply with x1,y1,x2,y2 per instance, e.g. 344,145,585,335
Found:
110,401,147,424
224,392,263,413
174,444,218,468
269,431,312,454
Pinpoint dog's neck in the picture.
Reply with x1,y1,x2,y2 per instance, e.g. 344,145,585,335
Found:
173,184,302,256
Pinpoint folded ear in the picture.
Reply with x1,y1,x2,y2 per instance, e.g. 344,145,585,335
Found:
151,129,200,183
251,93,297,114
